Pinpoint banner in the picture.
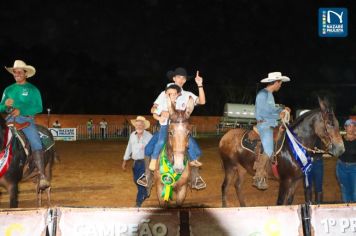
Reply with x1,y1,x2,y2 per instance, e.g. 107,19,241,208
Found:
189,206,303,236
0,209,49,236
310,203,356,235
56,207,180,236
49,128,77,141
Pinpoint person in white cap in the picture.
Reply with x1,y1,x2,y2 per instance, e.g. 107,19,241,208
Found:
253,72,291,190
0,60,50,189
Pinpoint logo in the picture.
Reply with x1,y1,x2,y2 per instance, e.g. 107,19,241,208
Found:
319,8,348,37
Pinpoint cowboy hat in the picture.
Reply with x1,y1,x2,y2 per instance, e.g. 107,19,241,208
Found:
5,60,36,78
130,116,150,130
260,72,290,83
167,67,192,80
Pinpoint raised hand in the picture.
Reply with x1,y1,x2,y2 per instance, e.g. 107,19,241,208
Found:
195,71,203,86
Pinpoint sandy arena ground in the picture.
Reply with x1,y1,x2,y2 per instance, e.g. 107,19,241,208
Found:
0,137,342,208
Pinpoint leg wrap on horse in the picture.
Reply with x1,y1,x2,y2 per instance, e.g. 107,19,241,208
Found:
253,153,269,190
32,150,50,190
190,166,206,190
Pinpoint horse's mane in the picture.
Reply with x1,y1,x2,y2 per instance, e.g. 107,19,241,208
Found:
290,108,320,129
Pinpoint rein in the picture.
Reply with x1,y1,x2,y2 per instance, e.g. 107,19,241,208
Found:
281,110,330,155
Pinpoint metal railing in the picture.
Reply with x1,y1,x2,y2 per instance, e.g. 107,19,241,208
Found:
76,124,197,140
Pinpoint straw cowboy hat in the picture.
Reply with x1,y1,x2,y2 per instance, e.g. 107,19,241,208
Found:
260,72,290,83
5,60,36,78
167,67,192,80
130,116,150,130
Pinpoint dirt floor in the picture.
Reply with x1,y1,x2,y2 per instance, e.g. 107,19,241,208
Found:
0,137,342,208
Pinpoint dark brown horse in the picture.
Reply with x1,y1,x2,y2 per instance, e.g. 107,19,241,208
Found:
0,116,55,208
153,97,195,207
220,98,345,207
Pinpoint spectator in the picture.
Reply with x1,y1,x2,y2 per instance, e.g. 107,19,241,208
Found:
52,120,61,128
87,118,93,139
99,118,108,139
122,116,152,207
336,119,356,203
304,138,324,204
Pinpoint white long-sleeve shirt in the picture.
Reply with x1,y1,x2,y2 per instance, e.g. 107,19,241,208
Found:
123,130,152,161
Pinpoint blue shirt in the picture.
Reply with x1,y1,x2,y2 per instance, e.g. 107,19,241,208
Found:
255,88,283,127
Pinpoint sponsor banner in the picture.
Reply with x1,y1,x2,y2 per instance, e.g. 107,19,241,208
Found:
0,209,48,236
49,128,77,141
318,8,348,37
310,203,356,235
56,207,180,236
190,206,302,236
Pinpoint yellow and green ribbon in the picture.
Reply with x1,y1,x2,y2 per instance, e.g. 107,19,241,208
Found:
159,144,186,201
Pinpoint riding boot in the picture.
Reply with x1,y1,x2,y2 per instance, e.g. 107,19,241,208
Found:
190,166,206,190
137,158,154,197
252,153,269,190
32,150,50,190
315,192,323,204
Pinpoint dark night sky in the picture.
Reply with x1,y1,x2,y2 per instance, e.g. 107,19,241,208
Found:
0,0,355,116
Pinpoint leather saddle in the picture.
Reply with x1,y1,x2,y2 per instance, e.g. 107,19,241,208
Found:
241,125,286,155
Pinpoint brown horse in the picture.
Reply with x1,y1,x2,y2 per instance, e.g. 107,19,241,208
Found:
220,97,345,207
153,97,195,207
0,116,55,208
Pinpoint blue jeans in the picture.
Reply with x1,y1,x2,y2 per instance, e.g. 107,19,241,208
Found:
306,158,324,193
6,115,43,151
133,159,147,206
257,123,274,157
151,125,168,159
144,127,202,161
336,160,356,203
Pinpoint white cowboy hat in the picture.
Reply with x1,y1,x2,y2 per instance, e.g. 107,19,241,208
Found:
5,60,36,78
130,116,150,130
260,72,290,83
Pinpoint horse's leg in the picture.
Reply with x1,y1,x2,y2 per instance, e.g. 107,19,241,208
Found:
221,165,236,207
234,164,247,207
286,179,300,205
47,187,51,206
8,183,19,208
276,178,292,205
176,184,187,207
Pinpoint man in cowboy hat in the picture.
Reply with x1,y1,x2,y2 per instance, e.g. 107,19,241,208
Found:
122,116,152,207
253,72,291,190
138,67,207,191
0,60,50,189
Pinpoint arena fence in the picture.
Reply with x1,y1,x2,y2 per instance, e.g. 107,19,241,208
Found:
1,203,355,236
76,124,197,140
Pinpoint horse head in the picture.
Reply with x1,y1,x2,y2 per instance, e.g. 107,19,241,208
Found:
167,96,195,174
314,97,345,157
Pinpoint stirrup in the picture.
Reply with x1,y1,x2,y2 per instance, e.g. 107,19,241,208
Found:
39,177,50,190
137,174,148,187
190,160,202,167
192,176,206,190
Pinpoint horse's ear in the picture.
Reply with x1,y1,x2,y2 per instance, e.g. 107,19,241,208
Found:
318,97,326,112
184,97,195,119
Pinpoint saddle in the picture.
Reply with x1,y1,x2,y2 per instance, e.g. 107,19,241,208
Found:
241,125,286,157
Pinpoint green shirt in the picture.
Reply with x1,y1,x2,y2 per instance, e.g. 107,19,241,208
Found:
0,82,43,116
